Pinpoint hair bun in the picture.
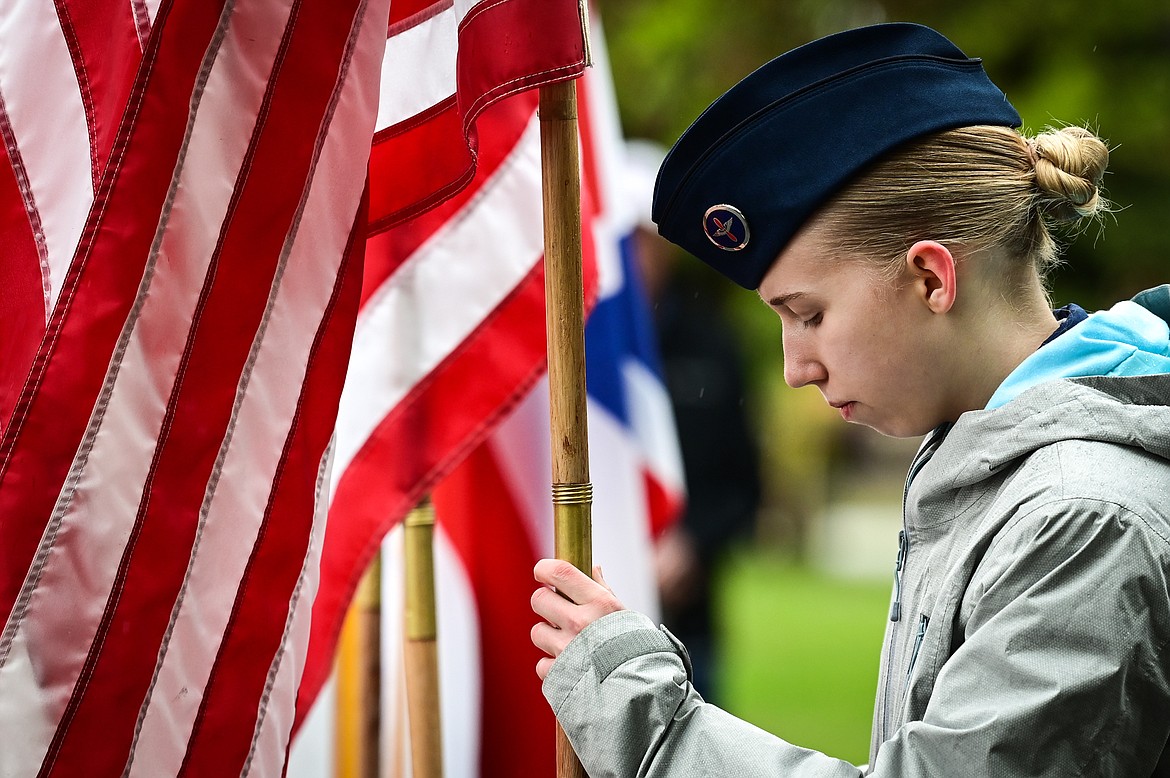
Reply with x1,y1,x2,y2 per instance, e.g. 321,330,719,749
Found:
1030,126,1110,224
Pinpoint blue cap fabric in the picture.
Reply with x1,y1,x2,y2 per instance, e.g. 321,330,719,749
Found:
652,23,1022,289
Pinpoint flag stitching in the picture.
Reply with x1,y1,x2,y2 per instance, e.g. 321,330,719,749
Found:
373,93,454,142
131,0,153,52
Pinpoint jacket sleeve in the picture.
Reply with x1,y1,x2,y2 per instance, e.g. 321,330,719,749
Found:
542,610,863,778
544,499,1170,776
870,496,1170,777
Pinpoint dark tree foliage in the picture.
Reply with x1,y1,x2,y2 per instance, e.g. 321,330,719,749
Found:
598,0,1170,308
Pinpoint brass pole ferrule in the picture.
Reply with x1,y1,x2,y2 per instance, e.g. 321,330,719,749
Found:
404,498,437,641
552,482,593,574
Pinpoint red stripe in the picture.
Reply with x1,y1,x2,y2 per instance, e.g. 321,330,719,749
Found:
40,0,364,771
366,97,473,231
576,76,605,225
361,91,535,308
387,0,445,27
180,190,366,778
455,0,585,123
367,0,584,231
642,469,684,539
0,140,44,435
433,441,555,777
57,0,148,184
0,0,218,629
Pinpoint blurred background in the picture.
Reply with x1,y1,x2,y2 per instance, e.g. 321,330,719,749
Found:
600,0,1170,764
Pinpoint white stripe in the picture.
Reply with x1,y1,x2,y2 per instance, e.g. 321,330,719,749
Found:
372,0,504,132
583,16,637,239
0,4,260,773
623,359,686,494
285,674,337,778
242,439,337,777
0,0,95,313
487,377,555,558
434,525,482,775
130,0,153,51
126,0,383,770
376,3,457,132
586,401,661,621
330,113,544,489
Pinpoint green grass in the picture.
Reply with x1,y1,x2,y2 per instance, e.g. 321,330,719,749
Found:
715,551,891,767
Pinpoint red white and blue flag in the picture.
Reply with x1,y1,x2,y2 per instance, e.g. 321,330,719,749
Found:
288,11,685,774
0,0,391,774
290,0,593,746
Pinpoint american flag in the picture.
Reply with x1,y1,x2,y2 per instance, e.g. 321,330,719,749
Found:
0,0,388,774
289,8,684,774
295,0,591,733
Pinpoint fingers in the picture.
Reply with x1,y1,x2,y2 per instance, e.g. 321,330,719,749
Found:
530,619,570,658
533,558,603,604
530,585,573,629
530,558,628,680
592,564,613,593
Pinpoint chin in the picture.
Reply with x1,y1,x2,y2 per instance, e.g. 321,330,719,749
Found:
863,417,938,439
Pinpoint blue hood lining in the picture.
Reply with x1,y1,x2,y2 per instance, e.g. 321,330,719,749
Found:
986,287,1170,410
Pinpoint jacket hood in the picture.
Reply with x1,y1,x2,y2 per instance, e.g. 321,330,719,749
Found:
923,286,1170,493
986,285,1170,409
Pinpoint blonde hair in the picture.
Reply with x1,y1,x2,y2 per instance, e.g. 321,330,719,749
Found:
813,124,1111,289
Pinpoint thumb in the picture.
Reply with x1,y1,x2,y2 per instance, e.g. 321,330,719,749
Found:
592,564,613,593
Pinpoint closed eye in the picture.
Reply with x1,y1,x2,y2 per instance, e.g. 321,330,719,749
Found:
802,312,823,328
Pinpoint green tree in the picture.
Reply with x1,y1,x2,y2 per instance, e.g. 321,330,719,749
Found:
598,0,1170,307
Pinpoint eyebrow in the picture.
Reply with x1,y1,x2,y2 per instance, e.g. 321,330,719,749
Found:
766,292,805,307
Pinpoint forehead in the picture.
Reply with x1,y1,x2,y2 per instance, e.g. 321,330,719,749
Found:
757,227,889,305
756,227,834,299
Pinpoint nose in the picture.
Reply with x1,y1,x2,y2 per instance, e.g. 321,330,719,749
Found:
782,331,827,389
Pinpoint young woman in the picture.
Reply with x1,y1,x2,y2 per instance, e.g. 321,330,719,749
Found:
529,22,1170,776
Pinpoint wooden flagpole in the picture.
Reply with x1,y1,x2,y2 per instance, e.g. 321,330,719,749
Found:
335,553,381,778
404,497,443,778
538,79,592,778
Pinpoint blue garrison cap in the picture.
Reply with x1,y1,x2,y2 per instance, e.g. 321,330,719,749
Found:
652,23,1022,289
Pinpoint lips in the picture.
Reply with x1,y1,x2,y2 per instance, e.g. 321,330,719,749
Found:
829,400,855,421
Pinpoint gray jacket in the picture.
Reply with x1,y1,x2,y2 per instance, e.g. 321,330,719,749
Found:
544,325,1170,775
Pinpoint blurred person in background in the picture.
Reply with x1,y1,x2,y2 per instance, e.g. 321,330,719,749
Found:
530,22,1170,776
625,139,762,704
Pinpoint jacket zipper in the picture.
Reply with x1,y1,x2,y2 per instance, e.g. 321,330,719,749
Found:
890,530,906,622
906,614,929,679
881,423,951,744
889,423,951,623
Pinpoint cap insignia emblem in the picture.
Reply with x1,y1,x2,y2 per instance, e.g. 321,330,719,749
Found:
703,205,749,251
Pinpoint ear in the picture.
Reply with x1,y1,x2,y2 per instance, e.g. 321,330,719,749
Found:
903,240,957,314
